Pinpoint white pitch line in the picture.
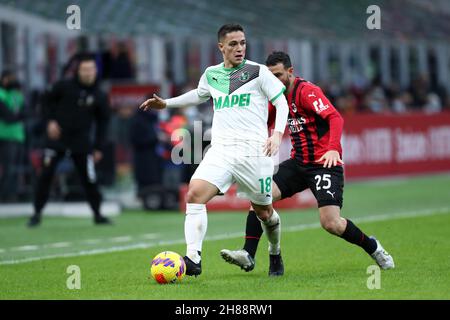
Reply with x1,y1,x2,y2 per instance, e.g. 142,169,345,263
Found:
1,234,156,254
81,239,102,245
44,242,71,249
0,207,449,266
11,245,39,252
109,236,132,243
141,233,159,240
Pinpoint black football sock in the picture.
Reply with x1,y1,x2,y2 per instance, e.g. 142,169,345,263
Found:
341,219,378,254
243,210,263,258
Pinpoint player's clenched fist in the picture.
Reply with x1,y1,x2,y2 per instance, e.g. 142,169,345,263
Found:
139,93,167,111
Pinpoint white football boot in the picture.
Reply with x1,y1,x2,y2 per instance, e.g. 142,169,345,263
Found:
370,237,395,270
220,249,255,272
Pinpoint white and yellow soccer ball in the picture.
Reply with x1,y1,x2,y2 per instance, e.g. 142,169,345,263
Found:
150,251,186,284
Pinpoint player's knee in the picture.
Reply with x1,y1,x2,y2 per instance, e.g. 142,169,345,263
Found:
255,207,273,222
320,216,340,235
186,187,203,204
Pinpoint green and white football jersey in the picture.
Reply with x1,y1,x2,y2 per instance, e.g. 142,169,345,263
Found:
197,59,285,149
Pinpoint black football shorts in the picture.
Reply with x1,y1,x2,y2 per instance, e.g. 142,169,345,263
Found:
273,159,344,208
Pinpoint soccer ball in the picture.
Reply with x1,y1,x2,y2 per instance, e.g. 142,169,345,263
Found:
150,251,186,284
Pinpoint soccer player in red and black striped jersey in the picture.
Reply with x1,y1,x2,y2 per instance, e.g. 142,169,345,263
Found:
221,51,394,275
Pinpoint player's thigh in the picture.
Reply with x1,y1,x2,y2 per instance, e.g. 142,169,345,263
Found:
273,159,309,200
233,157,274,206
306,165,344,208
248,181,280,210
189,149,233,204
272,181,282,202
187,178,220,204
251,202,273,221
233,156,274,206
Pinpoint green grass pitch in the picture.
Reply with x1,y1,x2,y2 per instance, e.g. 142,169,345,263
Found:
1,174,450,299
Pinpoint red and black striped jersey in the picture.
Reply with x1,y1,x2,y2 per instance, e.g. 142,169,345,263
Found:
268,77,344,165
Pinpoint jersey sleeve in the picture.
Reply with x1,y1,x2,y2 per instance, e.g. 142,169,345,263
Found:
300,85,338,119
259,65,286,103
267,102,276,129
197,72,211,99
300,85,344,151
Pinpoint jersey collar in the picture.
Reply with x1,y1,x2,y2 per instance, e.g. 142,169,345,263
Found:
222,59,246,72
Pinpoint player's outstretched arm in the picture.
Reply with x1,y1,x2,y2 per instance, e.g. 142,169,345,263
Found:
139,93,167,111
140,90,210,112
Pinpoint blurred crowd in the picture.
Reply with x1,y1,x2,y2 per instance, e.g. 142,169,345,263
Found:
61,40,136,81
320,75,449,115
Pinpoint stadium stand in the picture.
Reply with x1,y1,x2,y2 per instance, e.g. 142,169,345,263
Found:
0,0,449,40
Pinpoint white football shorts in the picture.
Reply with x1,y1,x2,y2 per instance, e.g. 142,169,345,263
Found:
191,144,274,205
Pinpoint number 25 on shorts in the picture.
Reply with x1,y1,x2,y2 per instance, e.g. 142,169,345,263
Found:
314,174,331,190
259,177,272,194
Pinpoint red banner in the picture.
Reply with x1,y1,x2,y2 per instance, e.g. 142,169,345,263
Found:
342,112,450,179
109,84,160,108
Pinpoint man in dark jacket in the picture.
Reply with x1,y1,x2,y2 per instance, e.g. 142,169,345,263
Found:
28,54,112,227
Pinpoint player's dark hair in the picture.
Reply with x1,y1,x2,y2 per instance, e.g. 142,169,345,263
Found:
266,51,292,69
217,23,244,41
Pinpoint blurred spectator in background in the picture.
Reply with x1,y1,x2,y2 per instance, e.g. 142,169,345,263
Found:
408,75,430,110
334,92,358,115
129,105,162,197
424,92,442,114
27,54,112,227
363,77,389,113
407,74,446,112
0,70,26,202
391,91,413,113
159,109,188,190
110,41,135,80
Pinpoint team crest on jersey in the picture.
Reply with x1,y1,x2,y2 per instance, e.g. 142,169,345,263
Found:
239,71,249,82
291,102,297,113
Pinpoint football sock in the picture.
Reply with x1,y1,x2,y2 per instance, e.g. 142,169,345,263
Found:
243,210,264,258
341,219,377,254
184,203,207,264
259,209,281,255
